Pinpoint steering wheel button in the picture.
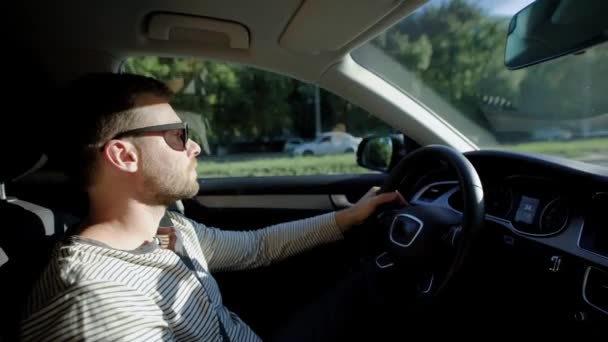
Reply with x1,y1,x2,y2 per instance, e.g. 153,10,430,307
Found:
390,214,423,247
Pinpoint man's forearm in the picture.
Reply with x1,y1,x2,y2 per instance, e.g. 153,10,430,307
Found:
335,207,358,233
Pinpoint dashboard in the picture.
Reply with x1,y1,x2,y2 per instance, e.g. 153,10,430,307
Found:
402,150,608,320
412,176,575,237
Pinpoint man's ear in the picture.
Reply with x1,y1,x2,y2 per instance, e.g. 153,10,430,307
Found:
103,140,139,173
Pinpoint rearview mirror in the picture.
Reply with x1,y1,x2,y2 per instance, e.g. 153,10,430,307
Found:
504,0,608,70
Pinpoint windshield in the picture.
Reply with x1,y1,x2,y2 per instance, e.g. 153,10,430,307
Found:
352,0,608,167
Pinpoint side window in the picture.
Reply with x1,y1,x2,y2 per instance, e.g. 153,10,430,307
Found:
122,57,395,178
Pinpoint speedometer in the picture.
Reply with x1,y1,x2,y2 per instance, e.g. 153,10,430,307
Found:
486,184,513,218
539,197,569,235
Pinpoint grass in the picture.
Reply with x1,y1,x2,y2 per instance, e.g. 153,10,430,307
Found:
499,137,608,158
198,153,372,178
197,137,608,178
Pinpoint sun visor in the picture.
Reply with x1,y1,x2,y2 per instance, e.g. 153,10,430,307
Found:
279,0,403,54
147,13,250,49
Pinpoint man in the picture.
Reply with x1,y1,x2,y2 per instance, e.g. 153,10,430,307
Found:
20,73,405,341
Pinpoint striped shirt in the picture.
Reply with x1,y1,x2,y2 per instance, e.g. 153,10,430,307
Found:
20,211,343,341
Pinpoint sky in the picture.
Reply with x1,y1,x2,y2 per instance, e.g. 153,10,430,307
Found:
429,0,536,17
477,0,536,16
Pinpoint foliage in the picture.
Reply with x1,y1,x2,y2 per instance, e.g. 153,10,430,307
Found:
370,0,608,139
363,138,393,169
122,57,391,148
500,137,608,158
198,137,608,178
198,154,371,178
122,0,608,176
371,0,524,130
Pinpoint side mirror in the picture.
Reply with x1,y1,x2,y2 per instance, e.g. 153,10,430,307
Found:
356,135,405,172
505,0,608,70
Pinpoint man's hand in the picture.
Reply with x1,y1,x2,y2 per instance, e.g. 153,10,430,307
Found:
335,186,407,233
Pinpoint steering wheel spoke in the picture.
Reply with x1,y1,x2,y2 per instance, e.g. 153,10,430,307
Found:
417,272,435,294
370,145,484,297
441,225,463,251
375,251,395,269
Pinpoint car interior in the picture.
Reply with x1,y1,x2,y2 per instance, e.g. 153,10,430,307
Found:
1,0,607,339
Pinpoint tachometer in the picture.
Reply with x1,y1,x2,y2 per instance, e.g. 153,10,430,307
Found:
539,197,569,235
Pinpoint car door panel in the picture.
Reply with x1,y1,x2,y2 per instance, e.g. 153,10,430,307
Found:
183,173,385,229
181,173,386,335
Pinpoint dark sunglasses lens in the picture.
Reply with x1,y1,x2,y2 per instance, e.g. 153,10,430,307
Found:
183,125,188,149
164,128,187,151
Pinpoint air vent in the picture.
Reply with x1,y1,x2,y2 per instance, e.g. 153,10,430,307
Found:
583,267,608,315
0,247,8,268
418,183,456,202
579,192,608,257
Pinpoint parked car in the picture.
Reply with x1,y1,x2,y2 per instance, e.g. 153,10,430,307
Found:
291,132,362,156
282,138,304,153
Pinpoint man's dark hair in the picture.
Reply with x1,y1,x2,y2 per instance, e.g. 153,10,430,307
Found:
61,72,173,188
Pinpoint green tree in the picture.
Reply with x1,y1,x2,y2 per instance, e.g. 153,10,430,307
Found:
122,56,392,148
371,0,527,131
518,44,608,120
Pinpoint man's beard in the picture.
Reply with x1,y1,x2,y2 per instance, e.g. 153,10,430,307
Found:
140,153,199,206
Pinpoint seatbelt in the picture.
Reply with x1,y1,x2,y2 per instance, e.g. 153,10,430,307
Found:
158,214,230,342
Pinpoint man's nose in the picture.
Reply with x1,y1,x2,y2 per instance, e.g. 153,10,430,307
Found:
187,139,201,158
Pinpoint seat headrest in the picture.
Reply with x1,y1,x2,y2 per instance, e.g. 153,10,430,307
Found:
0,151,47,184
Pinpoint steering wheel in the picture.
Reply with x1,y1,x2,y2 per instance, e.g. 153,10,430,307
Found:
373,145,485,296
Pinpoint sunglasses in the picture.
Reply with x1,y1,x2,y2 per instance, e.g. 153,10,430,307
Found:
110,122,189,151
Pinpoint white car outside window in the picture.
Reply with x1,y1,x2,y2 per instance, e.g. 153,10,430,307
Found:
292,132,362,156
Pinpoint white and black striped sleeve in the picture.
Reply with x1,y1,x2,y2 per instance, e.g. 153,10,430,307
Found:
187,212,343,272
20,280,174,342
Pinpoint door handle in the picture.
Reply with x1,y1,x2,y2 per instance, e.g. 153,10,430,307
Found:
330,194,355,208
